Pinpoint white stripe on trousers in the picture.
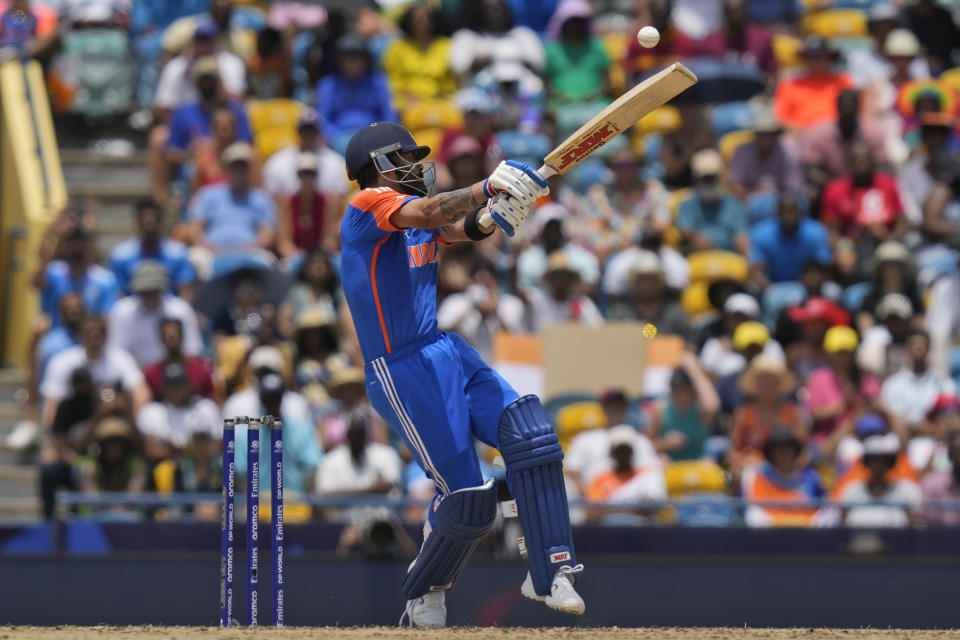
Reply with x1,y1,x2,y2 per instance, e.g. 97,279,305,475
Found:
372,357,451,495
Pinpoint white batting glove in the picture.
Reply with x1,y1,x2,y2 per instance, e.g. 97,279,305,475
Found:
486,194,532,237
483,160,549,204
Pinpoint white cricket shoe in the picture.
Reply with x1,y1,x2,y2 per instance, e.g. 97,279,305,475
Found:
520,564,585,615
399,590,447,627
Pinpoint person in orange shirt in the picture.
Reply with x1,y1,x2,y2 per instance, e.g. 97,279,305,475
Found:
585,425,666,522
742,428,824,527
773,36,853,131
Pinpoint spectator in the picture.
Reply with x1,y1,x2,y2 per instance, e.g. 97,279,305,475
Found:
701,0,776,76
292,307,341,381
803,90,887,193
901,115,954,232
262,109,350,208
566,401,659,493
742,428,823,527
881,328,954,429
38,367,93,519
647,353,719,462
223,345,311,425
599,388,644,431
34,221,119,329
315,35,397,153
381,3,455,112
186,143,277,257
821,140,907,260
436,89,500,175
700,293,784,379
584,425,667,522
516,217,599,291
749,191,831,287
247,26,293,100
909,393,960,474
607,251,690,339
729,355,806,477
437,258,527,362
449,0,543,83
858,242,922,332
276,152,331,257
136,362,220,462
109,201,196,298
75,417,147,501
189,106,260,195
805,326,880,445
714,320,769,419
162,0,253,61
441,135,486,192
920,431,960,526
676,149,748,254
903,0,960,73
542,0,610,106
143,318,215,399
318,365,386,452
598,149,672,236
279,247,340,339
858,293,917,378
848,7,928,90
729,109,804,200
838,433,921,527
660,103,716,189
316,416,402,496
0,0,58,60
107,261,203,368
36,293,85,380
773,36,852,131
527,252,603,330
154,22,246,111
40,315,150,431
622,0,679,82
785,296,851,379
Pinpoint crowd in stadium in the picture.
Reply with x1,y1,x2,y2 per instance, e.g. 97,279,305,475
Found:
5,0,960,529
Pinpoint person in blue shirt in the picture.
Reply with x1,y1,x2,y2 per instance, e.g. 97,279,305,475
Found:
675,149,749,254
315,35,398,154
109,200,196,297
33,222,119,329
164,55,253,165
749,191,832,286
186,142,276,253
37,293,85,379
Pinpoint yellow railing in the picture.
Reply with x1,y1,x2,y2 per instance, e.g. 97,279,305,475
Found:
0,59,67,367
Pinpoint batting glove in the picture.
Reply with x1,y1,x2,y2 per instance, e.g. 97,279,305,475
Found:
483,160,549,204
486,194,532,237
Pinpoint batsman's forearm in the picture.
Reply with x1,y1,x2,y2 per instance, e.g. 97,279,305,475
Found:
407,183,487,228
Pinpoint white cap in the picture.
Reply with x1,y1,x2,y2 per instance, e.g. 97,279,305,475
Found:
629,250,663,277
723,293,761,318
883,28,921,57
608,425,636,450
248,345,285,374
862,432,901,456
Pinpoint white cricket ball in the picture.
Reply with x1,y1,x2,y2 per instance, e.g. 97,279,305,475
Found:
637,26,660,48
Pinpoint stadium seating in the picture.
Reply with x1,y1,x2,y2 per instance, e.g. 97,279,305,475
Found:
247,98,304,161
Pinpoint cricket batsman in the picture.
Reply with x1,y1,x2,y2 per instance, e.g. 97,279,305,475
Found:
339,121,584,627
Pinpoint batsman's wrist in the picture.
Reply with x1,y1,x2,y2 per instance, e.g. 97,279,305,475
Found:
465,207,495,241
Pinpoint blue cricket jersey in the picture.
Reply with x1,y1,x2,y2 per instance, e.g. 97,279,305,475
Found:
340,187,449,362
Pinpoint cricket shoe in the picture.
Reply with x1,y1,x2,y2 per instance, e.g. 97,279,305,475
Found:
521,564,585,615
399,590,446,627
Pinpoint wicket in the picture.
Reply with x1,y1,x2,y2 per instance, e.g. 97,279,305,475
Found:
220,416,284,627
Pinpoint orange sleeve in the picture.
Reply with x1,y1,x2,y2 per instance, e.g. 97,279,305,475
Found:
349,188,418,232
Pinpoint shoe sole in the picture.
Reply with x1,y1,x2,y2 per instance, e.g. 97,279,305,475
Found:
545,598,585,615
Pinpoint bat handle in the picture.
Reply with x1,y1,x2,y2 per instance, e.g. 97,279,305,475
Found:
479,164,555,230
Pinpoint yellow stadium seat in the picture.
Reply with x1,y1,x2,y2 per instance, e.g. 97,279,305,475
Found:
681,280,712,318
409,127,444,160
941,67,960,95
802,9,868,39
556,401,607,450
638,105,682,137
688,250,749,283
772,33,803,70
664,460,726,498
247,98,304,161
602,32,628,95
402,99,462,133
152,459,177,494
719,130,754,163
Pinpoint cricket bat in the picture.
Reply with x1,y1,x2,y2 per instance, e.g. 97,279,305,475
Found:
480,62,697,226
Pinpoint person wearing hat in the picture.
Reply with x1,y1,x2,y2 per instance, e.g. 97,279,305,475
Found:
75,416,147,500
837,432,921,527
186,141,277,256
847,6,929,89
741,427,823,527
858,241,921,330
857,293,917,377
136,361,221,463
161,0,253,62
700,293,785,379
279,246,340,339
804,326,880,445
920,431,960,526
905,392,960,476
903,0,960,73
517,217,601,293
381,3,455,113
773,35,853,130
713,320,770,419
263,107,349,203
316,34,398,153
584,424,667,522
608,250,690,338
107,260,202,369
729,108,804,200
223,343,313,429
648,351,719,463
527,251,603,331
676,149,749,254
276,151,330,257
292,306,342,376
729,354,806,477
318,363,388,453
785,295,851,378
881,327,955,428
542,0,611,107
749,191,831,288
435,88,500,174
442,136,487,192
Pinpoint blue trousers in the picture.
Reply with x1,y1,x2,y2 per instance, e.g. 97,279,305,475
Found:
365,331,519,497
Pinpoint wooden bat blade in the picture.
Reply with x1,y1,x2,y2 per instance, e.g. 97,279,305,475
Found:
544,62,697,175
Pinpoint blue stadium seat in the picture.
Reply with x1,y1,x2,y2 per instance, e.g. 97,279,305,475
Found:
496,129,552,169
711,102,756,138
763,281,806,328
842,281,872,313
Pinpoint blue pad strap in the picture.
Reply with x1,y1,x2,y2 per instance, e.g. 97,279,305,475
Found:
401,478,497,599
499,395,577,596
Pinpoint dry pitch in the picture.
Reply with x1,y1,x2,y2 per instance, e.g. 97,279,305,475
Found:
1,628,957,639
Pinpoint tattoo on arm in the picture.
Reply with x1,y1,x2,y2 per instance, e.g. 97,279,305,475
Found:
422,183,485,225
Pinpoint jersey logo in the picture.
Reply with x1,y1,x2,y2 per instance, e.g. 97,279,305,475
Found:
408,241,439,268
